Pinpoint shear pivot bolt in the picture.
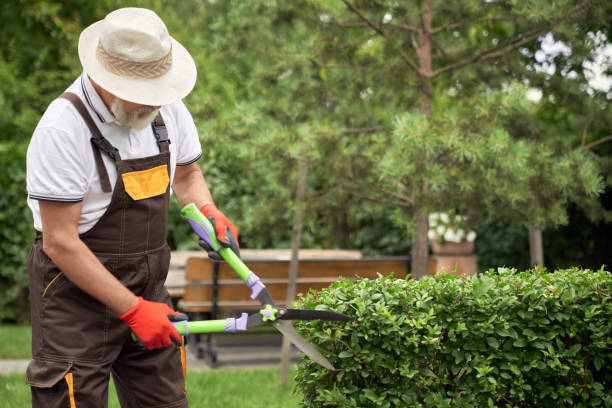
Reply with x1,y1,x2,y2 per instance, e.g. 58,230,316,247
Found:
260,304,278,322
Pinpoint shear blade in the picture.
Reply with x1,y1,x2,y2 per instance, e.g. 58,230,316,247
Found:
273,320,335,370
254,288,337,370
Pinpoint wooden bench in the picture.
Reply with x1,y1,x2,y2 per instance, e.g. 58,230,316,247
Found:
165,249,365,299
179,256,410,312
176,252,410,364
165,251,192,298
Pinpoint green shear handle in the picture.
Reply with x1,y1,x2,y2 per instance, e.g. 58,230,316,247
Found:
181,203,266,300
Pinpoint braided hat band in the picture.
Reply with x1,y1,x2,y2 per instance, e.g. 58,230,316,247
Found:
96,41,173,79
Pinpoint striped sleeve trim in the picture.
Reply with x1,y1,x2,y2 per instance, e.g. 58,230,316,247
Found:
177,152,202,166
28,194,84,203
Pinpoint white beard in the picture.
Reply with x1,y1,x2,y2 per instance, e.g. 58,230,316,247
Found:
110,99,160,130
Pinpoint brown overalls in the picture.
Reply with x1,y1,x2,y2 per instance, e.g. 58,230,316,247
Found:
26,92,188,408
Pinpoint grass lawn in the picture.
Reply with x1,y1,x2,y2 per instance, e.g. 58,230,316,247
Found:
1,367,301,408
0,325,280,359
0,326,301,407
0,325,31,359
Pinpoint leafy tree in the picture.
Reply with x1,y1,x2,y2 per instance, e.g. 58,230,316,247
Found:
190,0,609,278
0,0,121,321
506,24,612,265
2,0,610,322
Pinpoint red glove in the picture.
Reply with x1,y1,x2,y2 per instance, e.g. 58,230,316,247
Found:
200,204,239,252
119,297,181,349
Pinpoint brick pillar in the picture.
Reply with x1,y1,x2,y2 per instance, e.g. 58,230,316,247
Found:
428,241,477,276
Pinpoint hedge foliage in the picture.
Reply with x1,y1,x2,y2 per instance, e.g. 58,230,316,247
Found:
294,268,612,407
0,142,34,322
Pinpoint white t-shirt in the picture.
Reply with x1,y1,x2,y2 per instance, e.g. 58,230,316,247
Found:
27,74,202,234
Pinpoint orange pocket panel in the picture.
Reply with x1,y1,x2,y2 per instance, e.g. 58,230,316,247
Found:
122,165,169,200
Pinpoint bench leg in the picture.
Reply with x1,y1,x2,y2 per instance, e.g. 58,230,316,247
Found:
209,261,219,367
187,312,206,360
207,332,218,367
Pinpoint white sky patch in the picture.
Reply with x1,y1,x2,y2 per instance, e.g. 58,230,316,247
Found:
528,32,611,99
583,32,612,93
383,13,392,23
526,88,543,102
534,33,572,76
540,33,572,57
360,87,373,99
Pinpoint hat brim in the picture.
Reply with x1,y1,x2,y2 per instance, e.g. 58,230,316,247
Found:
78,20,197,106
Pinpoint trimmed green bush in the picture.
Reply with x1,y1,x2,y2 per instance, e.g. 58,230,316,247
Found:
294,268,612,407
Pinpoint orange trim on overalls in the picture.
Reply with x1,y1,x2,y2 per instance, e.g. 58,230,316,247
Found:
64,373,76,408
180,338,187,395
42,272,64,297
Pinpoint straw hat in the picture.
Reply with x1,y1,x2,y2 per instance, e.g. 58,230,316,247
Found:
78,7,197,106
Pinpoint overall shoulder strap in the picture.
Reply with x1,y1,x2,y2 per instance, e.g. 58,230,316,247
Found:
58,92,113,193
151,113,170,153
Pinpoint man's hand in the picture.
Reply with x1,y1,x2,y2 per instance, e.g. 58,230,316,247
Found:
119,297,182,349
200,204,239,257
171,163,240,258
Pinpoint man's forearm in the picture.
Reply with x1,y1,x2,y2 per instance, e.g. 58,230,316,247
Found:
172,162,214,209
43,233,138,316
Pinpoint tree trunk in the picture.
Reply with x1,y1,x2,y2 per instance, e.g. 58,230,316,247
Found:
280,154,309,386
331,209,349,248
410,0,434,279
528,223,544,266
411,207,430,279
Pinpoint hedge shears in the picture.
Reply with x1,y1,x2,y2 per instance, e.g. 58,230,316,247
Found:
179,203,351,370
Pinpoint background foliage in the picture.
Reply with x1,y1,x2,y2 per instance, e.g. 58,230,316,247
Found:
0,0,121,321
0,0,610,320
295,269,612,407
0,143,32,322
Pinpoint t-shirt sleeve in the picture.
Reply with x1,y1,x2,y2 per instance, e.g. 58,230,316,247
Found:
27,126,89,202
173,101,202,166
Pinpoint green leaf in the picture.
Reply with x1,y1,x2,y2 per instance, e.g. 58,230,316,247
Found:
486,337,500,349
568,344,582,355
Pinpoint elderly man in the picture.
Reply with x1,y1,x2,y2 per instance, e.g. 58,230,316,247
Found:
25,8,237,407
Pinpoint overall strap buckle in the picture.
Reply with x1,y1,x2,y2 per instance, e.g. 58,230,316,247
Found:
91,137,118,160
152,114,170,147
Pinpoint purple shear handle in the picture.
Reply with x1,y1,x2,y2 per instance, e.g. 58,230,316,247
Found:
223,313,249,332
246,271,266,300
188,217,264,300
187,219,218,251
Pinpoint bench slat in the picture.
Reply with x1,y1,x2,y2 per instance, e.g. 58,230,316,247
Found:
178,255,409,312
185,258,408,280
184,281,333,302
185,276,342,286
179,300,290,312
